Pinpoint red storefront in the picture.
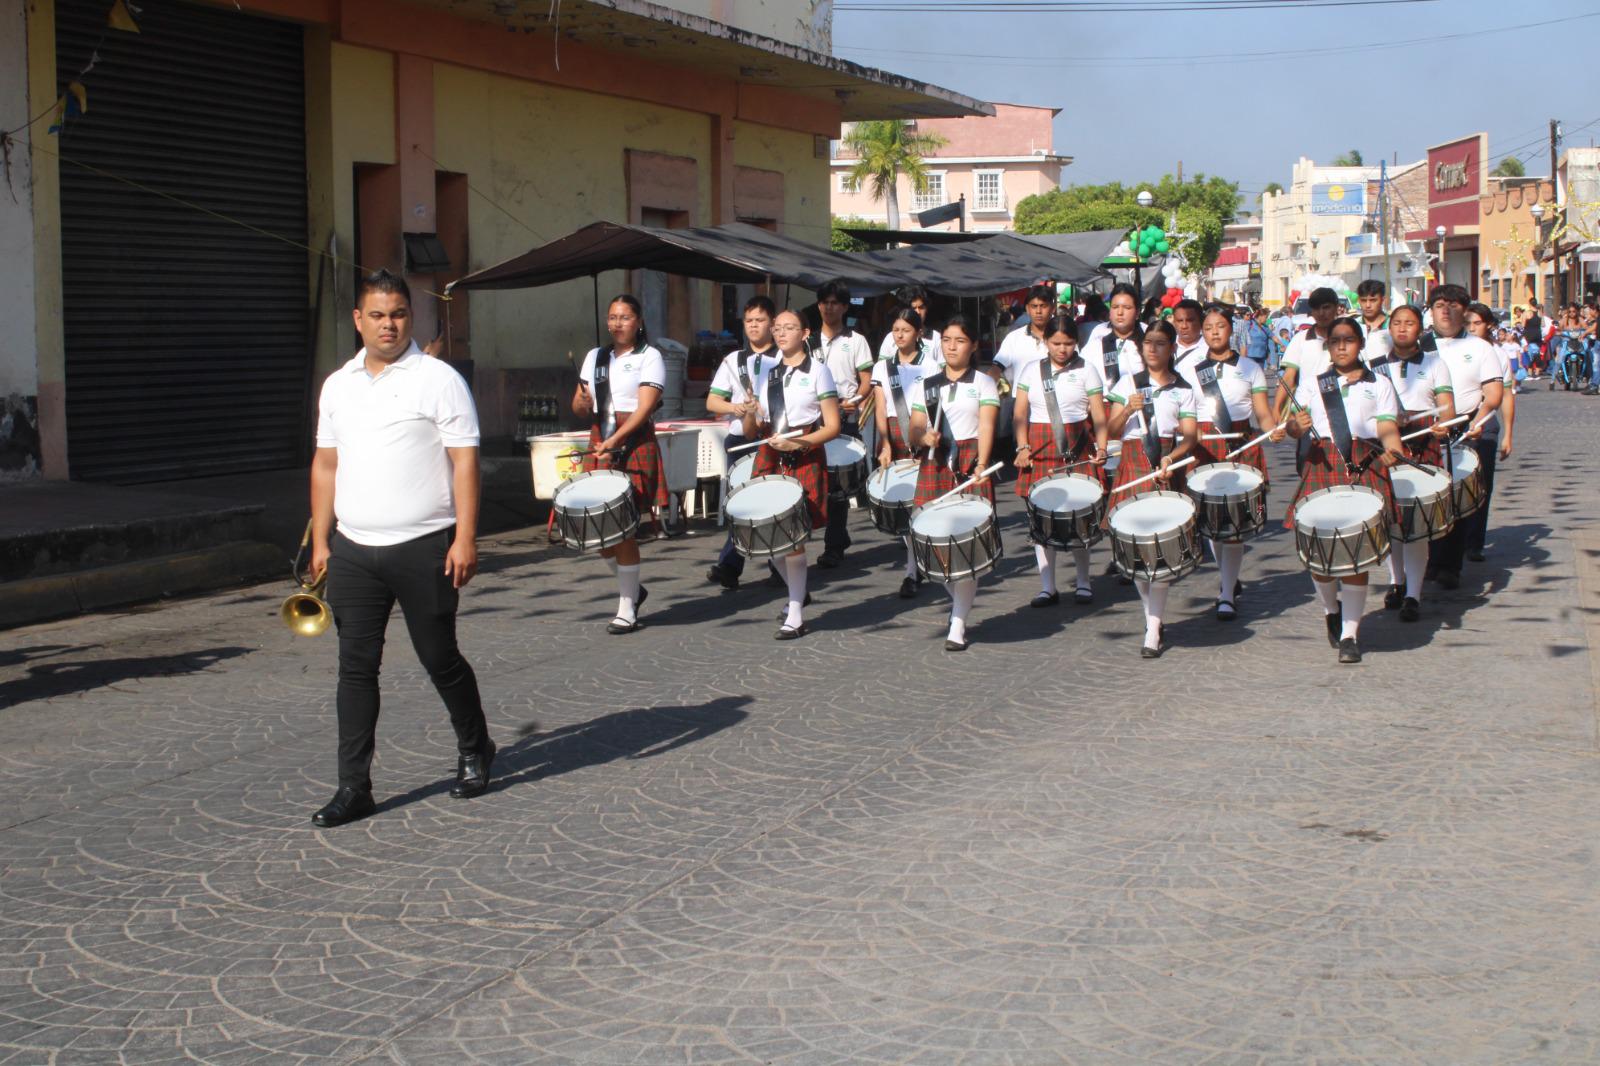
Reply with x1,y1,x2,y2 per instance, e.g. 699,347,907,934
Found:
1409,132,1487,297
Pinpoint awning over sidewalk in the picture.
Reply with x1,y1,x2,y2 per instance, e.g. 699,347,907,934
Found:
856,233,1114,296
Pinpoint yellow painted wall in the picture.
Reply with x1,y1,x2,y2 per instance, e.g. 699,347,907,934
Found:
26,0,67,477
432,61,715,371
733,121,828,247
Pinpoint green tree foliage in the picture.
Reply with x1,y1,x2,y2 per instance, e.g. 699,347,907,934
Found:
1491,156,1526,178
1011,172,1241,271
831,216,885,252
1331,149,1364,166
1258,181,1284,203
839,120,948,230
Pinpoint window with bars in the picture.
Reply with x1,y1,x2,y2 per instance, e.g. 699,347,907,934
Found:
975,170,1005,211
913,172,946,212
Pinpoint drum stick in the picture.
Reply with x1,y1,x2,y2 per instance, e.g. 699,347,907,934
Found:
727,430,804,455
1468,411,1496,433
1199,433,1243,441
1222,428,1277,460
1116,456,1195,494
928,462,1005,508
1400,414,1468,442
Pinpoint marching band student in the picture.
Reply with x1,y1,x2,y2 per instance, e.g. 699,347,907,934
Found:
1426,285,1504,588
991,283,1057,387
1367,303,1454,621
1464,301,1514,561
1085,282,1147,389
1356,279,1392,361
907,315,999,651
730,309,843,639
1013,316,1108,606
876,285,940,360
814,280,875,571
1284,316,1405,665
1274,286,1340,417
1105,320,1198,658
1171,299,1207,373
573,294,667,634
873,305,942,598
705,296,779,591
1181,305,1282,620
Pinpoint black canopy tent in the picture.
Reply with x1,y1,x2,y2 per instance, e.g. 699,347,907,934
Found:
856,233,1112,297
838,227,1126,278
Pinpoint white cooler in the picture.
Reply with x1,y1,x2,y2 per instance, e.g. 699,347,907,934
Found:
529,431,592,500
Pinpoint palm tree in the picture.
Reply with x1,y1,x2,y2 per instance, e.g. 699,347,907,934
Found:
1491,156,1526,178
1330,149,1364,166
841,120,948,229
1258,182,1283,204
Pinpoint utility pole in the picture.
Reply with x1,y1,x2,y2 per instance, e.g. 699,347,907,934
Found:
1177,160,1183,184
1379,160,1391,304
1550,118,1562,303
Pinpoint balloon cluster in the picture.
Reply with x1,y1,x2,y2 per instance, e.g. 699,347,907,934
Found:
1157,252,1186,309
1131,225,1170,258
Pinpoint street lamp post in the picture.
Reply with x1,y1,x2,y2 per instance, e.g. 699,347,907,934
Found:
1434,224,1447,288
1132,189,1154,301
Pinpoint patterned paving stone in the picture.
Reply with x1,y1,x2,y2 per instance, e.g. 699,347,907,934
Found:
1,388,1597,1063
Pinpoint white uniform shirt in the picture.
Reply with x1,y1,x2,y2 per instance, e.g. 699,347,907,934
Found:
1107,374,1196,441
708,347,776,429
910,369,1000,442
1281,329,1331,379
1292,369,1399,440
993,326,1049,385
1179,356,1268,425
316,343,480,547
878,330,941,362
1359,318,1393,364
728,355,837,428
1432,333,1504,415
1085,323,1145,383
816,328,873,405
871,352,942,405
579,344,665,413
1014,356,1104,424
1172,337,1207,375
1371,349,1453,418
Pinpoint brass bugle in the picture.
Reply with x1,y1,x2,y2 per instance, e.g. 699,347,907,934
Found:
280,519,333,637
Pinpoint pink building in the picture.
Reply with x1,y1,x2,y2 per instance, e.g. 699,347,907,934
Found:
831,103,1071,232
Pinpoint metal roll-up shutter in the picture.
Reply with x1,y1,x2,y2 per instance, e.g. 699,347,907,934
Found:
57,0,308,483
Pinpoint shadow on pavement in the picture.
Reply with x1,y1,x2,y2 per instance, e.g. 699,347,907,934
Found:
0,646,255,708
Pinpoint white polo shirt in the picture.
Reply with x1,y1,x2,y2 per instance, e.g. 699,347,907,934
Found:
1085,323,1145,384
708,347,776,429
871,352,942,401
993,326,1049,385
579,344,666,414
316,343,480,547
729,354,837,428
1432,332,1504,415
1179,356,1268,425
1371,349,1453,418
1107,375,1196,441
1172,337,1207,375
1014,356,1104,424
816,327,873,405
910,369,1000,441
878,330,941,361
1292,369,1399,440
1281,328,1331,379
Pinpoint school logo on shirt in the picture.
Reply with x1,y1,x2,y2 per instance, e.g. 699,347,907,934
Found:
963,386,979,399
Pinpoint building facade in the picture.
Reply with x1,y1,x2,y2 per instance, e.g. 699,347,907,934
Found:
1260,157,1382,306
1477,178,1554,312
1408,133,1488,298
830,103,1070,232
1,0,983,481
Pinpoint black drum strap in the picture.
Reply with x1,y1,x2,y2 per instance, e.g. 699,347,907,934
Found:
925,373,951,469
766,360,790,435
1040,357,1069,460
592,346,616,439
887,356,915,449
737,349,762,401
1195,362,1234,435
1133,369,1164,468
1317,368,1357,469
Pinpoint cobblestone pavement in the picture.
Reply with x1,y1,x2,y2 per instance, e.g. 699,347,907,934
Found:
2,389,1598,1064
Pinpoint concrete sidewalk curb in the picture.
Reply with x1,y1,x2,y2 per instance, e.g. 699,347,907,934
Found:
0,541,286,630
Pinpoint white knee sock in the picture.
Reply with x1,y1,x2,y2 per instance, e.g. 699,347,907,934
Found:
615,563,641,623
1385,548,1404,588
1403,541,1428,601
1312,576,1339,614
1072,547,1091,591
948,578,977,643
1213,542,1243,601
1338,584,1367,640
903,537,918,579
784,553,808,629
1035,545,1057,594
1144,581,1169,645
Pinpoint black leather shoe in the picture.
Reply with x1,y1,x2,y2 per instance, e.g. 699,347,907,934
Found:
1215,599,1236,621
312,787,375,828
1338,637,1362,664
607,617,641,634
1399,597,1421,622
775,622,808,641
816,550,843,569
1073,586,1094,604
707,565,739,590
944,636,970,652
451,743,496,799
1325,609,1342,648
1383,584,1404,610
1436,570,1460,590
1030,590,1059,608
899,577,918,599
1467,548,1485,563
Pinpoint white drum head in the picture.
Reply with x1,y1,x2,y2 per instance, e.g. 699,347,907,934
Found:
1109,494,1196,535
1187,463,1263,496
554,470,631,508
825,437,868,465
1390,465,1450,499
867,464,918,503
1450,446,1480,481
1298,489,1383,529
726,478,803,520
1029,474,1103,512
728,454,755,490
911,498,991,537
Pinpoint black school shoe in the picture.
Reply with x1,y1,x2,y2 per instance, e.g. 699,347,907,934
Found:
706,565,739,590
816,550,843,569
1383,584,1404,610
944,636,970,652
1399,597,1421,622
311,787,376,828
1325,609,1342,648
1435,570,1460,590
450,742,496,799
775,622,809,641
1140,623,1166,659
1467,548,1486,562
1030,590,1060,608
1338,637,1362,664
899,577,918,599
1215,600,1236,622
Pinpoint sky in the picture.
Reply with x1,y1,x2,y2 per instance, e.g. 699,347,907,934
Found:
830,0,1600,206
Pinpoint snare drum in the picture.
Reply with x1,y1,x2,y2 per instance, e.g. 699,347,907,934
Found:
825,437,869,500
1106,491,1201,582
552,470,639,551
1389,464,1454,542
909,495,1003,583
725,475,812,558
728,453,755,493
1026,472,1106,549
1293,485,1390,577
865,462,920,536
1186,462,1267,543
1449,444,1484,519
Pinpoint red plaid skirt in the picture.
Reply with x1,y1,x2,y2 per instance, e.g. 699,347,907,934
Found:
1107,438,1183,516
753,439,829,529
913,438,995,508
1399,416,1445,467
1284,438,1399,527
1014,419,1090,496
884,417,915,461
584,423,668,510
1195,420,1268,483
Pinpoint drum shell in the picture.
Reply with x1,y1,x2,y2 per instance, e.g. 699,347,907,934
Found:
1388,464,1455,543
1106,490,1201,583
1186,462,1267,543
727,474,813,559
865,463,918,536
909,494,1003,583
1449,447,1485,519
552,471,640,551
1025,473,1106,549
1292,485,1391,577
826,439,869,501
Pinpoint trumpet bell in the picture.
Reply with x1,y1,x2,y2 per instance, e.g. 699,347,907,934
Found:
280,587,332,637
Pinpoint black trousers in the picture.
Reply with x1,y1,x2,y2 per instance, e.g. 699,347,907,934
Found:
1429,436,1499,575
327,527,490,790
823,417,859,554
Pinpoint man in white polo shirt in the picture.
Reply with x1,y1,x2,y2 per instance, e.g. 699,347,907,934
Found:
307,269,495,828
